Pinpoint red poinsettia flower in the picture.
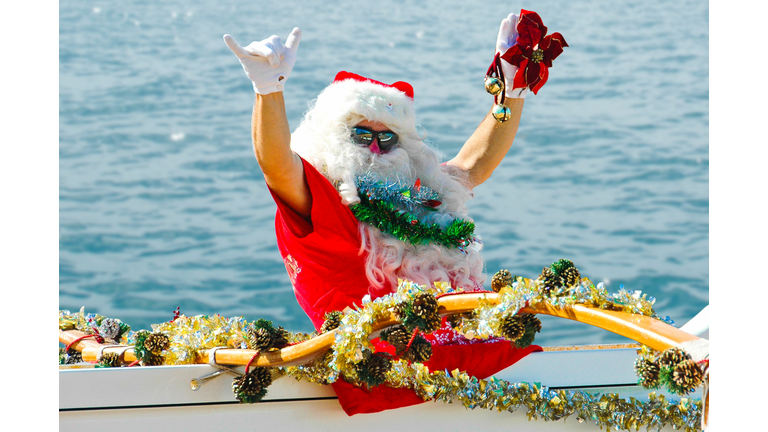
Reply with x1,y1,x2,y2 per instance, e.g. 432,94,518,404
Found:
501,10,568,95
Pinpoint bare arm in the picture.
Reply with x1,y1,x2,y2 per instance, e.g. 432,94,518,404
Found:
445,12,529,189
445,98,524,188
252,92,311,218
223,29,311,219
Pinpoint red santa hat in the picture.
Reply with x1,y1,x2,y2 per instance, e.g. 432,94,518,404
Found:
308,71,418,134
332,71,414,99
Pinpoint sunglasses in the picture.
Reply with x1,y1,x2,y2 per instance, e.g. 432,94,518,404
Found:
351,127,399,153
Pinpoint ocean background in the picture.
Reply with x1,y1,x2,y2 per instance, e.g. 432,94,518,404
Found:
59,0,708,346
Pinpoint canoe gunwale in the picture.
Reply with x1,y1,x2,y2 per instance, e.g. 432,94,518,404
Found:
59,292,702,368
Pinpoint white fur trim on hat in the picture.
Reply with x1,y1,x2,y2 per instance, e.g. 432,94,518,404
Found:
309,78,417,135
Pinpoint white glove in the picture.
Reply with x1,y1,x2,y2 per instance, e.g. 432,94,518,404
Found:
496,14,528,99
223,28,302,95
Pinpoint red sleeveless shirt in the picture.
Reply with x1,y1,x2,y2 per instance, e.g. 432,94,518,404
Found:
269,157,540,415
269,157,375,330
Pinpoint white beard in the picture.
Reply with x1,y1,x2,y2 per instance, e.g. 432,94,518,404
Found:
289,80,485,297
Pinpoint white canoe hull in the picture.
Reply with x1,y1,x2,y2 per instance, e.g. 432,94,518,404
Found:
60,345,702,431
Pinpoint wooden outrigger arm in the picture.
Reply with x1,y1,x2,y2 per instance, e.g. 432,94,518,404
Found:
59,292,704,368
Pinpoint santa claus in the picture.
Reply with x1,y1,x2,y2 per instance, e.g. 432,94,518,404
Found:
224,12,544,415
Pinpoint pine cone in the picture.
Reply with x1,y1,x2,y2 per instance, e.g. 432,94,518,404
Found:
98,352,121,368
404,334,433,363
273,326,290,347
499,314,526,341
98,318,122,340
398,292,441,333
412,293,438,317
540,267,562,294
68,350,83,364
392,301,407,319
658,347,690,369
445,314,462,329
491,269,513,292
147,353,165,366
551,259,575,274
671,359,703,394
514,314,542,348
423,314,442,334
320,311,343,333
132,330,164,365
355,354,392,387
635,358,661,389
520,313,542,334
368,355,392,379
562,267,581,287
60,347,83,365
381,325,411,354
144,332,170,354
232,367,273,403
246,327,274,351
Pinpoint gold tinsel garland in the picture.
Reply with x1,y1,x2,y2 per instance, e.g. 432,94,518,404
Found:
456,273,669,341
288,356,702,431
284,278,702,431
59,270,702,431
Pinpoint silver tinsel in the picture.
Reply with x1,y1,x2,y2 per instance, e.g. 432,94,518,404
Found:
98,318,122,340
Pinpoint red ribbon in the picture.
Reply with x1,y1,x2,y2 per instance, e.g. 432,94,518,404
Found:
65,333,105,353
484,52,506,107
403,327,420,353
244,351,262,375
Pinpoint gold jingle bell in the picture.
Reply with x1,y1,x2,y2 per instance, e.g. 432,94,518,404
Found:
485,76,504,96
491,104,511,123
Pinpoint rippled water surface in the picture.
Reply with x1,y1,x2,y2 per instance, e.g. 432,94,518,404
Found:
59,0,708,345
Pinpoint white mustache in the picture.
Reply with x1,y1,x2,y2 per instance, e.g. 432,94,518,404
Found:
362,146,414,178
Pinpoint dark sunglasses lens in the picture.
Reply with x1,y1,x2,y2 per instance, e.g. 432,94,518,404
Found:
351,128,373,145
378,132,395,142
377,132,398,151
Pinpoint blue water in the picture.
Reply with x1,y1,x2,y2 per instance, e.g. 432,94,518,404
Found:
59,0,708,346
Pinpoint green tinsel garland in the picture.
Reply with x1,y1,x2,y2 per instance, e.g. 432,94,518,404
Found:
350,192,475,249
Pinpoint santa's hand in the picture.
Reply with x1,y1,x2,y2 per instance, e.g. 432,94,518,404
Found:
496,14,528,99
223,28,302,95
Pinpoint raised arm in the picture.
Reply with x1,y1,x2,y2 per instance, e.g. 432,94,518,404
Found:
252,93,310,218
445,13,527,189
447,98,524,188
224,29,311,218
